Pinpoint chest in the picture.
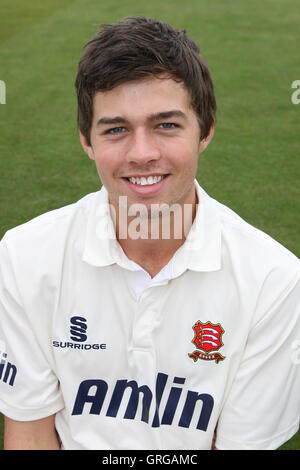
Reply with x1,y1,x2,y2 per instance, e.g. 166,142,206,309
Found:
51,265,253,376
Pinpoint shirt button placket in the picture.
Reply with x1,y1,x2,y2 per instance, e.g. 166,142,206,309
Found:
132,290,155,351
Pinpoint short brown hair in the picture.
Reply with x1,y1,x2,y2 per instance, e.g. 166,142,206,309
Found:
75,16,216,146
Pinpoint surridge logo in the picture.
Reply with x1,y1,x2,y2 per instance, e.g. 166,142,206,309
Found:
52,316,106,351
70,316,88,342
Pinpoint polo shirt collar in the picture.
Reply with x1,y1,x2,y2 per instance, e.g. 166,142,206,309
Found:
82,180,222,274
172,180,222,276
82,186,137,271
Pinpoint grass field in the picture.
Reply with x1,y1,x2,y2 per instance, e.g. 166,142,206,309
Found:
0,0,299,450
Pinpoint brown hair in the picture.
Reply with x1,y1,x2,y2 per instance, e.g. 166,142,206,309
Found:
75,16,216,146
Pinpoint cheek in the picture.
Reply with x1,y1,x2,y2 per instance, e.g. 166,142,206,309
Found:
93,148,119,176
168,140,199,169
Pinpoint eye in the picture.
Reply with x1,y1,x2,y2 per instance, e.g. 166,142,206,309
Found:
106,127,127,135
158,123,179,130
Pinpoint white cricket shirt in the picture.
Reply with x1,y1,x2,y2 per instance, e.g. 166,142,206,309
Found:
0,180,299,450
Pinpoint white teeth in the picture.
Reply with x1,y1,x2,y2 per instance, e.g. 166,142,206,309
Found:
128,175,165,185
146,176,153,185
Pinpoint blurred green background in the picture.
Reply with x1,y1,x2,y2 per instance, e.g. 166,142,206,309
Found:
0,0,299,450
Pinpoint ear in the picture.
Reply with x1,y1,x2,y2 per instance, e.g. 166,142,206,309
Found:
79,130,95,160
199,122,215,153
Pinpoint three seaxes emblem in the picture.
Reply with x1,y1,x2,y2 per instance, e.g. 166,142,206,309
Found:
189,321,225,364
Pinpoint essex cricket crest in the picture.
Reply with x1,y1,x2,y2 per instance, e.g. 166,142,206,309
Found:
189,321,225,364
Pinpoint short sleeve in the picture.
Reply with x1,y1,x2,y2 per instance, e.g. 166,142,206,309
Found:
216,269,300,449
0,238,64,421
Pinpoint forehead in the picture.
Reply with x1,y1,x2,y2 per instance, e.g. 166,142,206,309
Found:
92,77,193,123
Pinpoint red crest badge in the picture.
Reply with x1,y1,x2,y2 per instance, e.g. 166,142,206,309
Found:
189,320,225,364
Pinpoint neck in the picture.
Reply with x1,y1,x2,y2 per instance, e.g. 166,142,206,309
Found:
110,186,198,272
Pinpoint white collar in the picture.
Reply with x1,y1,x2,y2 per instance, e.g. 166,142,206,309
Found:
82,179,222,275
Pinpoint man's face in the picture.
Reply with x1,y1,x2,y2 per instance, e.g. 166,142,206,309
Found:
80,76,213,213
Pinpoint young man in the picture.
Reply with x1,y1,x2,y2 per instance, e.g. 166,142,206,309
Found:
0,17,299,450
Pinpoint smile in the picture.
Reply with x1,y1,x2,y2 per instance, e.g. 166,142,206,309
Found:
126,175,167,186
122,174,170,196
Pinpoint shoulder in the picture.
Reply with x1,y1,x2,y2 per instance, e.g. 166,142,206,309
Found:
214,198,299,270
0,191,102,288
211,197,300,323
0,191,104,314
196,181,299,317
196,182,299,275
1,191,99,250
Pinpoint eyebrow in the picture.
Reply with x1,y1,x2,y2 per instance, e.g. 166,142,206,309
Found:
96,109,187,127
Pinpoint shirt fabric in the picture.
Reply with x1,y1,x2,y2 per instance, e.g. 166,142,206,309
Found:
0,180,299,450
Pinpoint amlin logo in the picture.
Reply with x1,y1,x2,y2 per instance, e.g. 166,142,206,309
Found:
52,316,106,351
0,340,17,387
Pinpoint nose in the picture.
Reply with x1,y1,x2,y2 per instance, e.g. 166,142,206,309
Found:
124,128,161,164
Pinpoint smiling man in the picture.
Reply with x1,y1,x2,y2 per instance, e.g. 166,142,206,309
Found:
80,76,213,276
0,17,299,451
